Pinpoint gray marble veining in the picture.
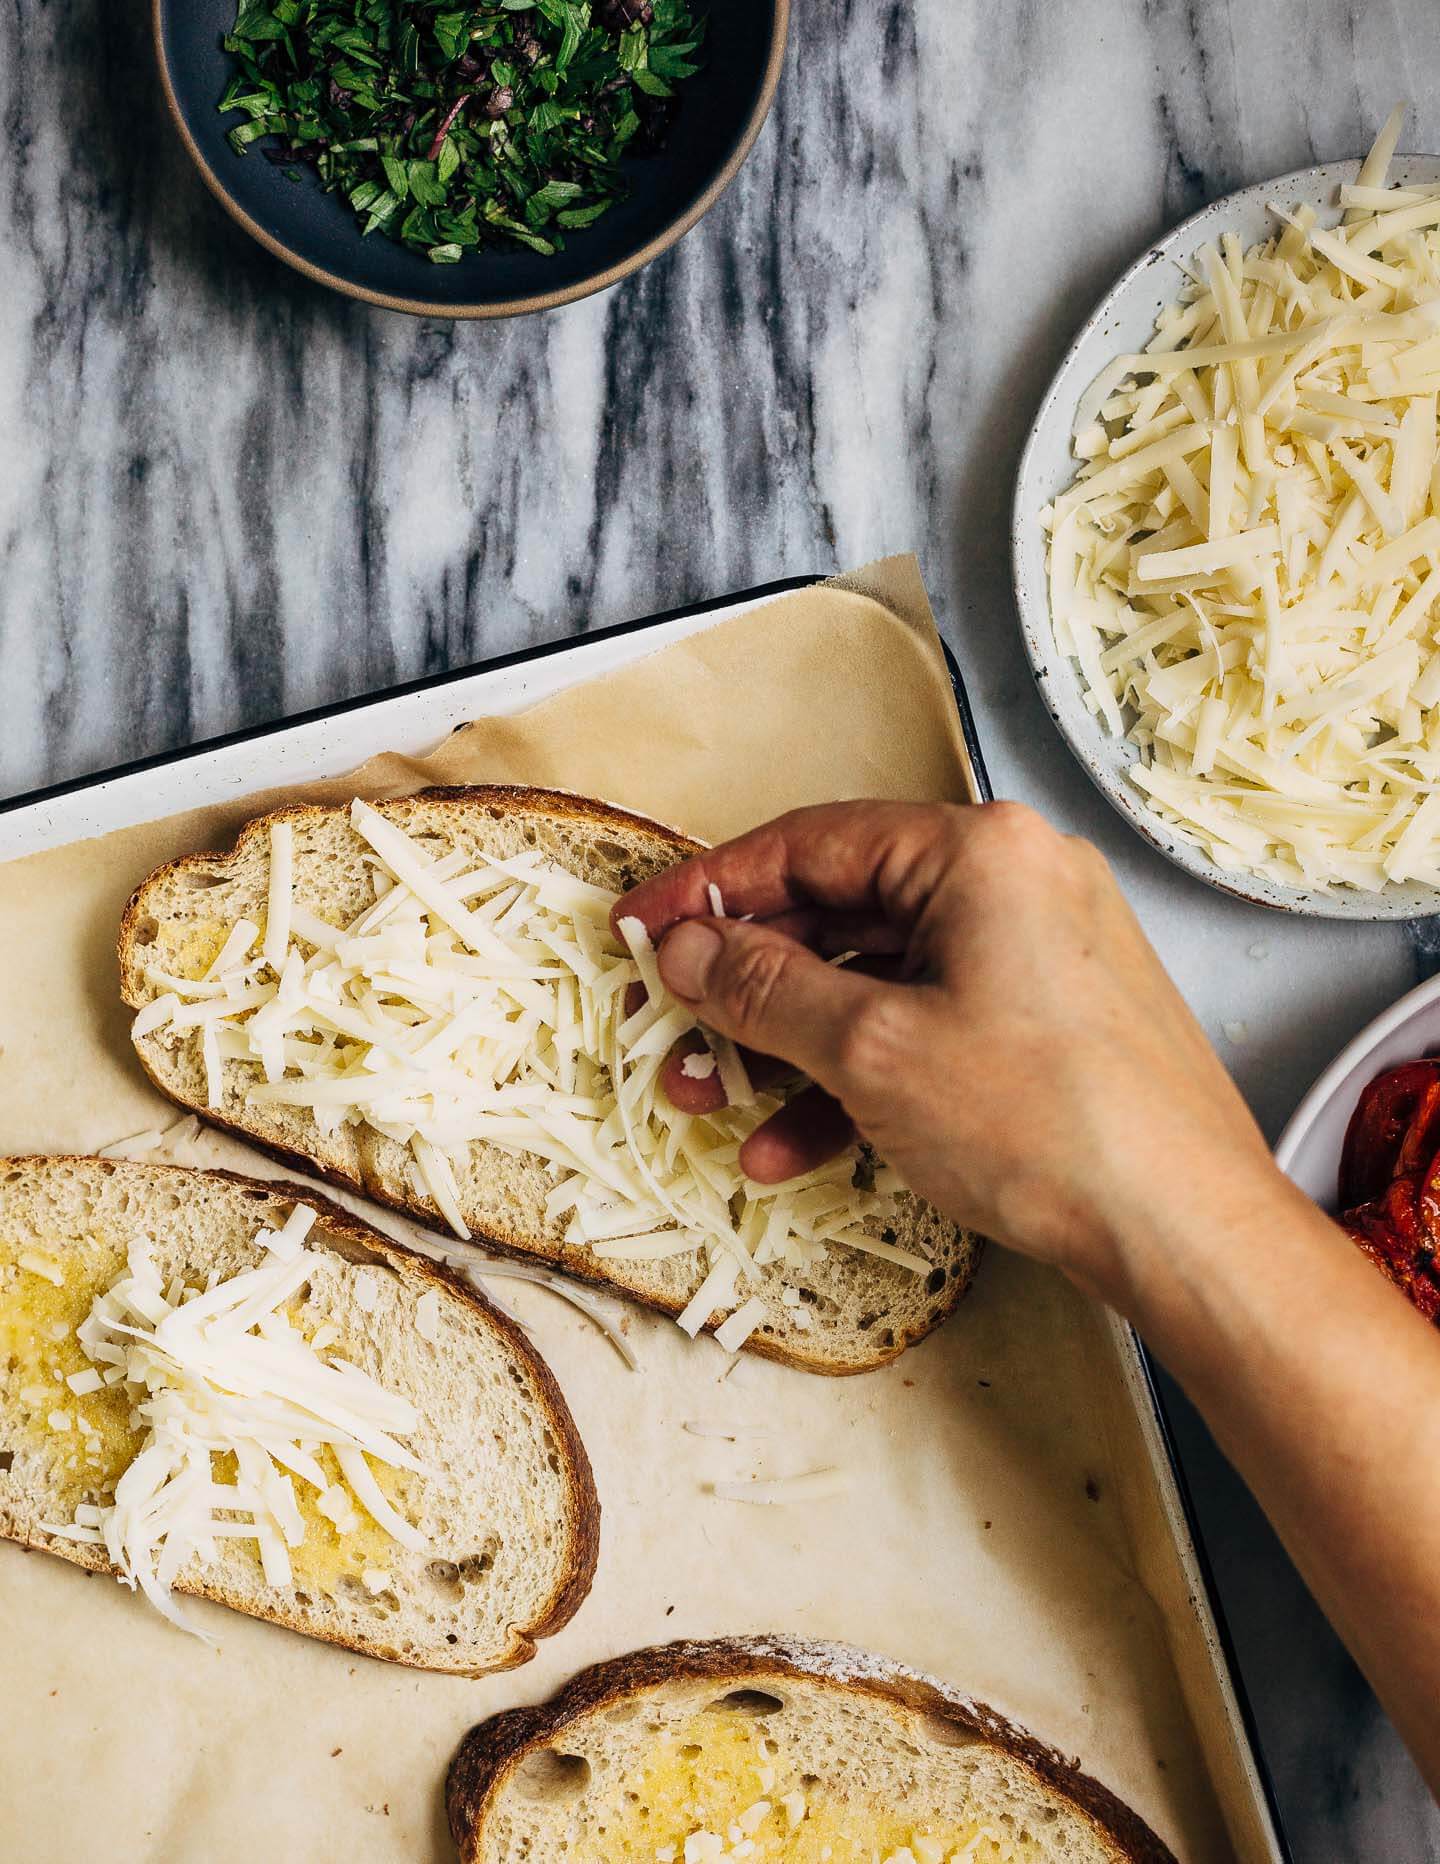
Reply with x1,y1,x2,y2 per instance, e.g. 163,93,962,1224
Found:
3,0,1440,1853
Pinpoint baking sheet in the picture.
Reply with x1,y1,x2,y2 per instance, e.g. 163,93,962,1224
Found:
0,559,1250,1861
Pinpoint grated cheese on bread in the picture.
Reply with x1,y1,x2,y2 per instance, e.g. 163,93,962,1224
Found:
0,1156,598,1673
119,787,982,1377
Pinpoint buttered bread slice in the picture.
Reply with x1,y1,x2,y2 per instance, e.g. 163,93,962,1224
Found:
446,1636,1178,1863
0,1156,598,1672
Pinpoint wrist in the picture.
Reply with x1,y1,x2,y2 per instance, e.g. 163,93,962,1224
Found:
1078,1155,1315,1334
1096,1162,1361,1392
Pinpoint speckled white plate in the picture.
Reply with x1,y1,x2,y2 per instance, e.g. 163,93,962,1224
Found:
1275,969,1440,1204
1012,154,1440,920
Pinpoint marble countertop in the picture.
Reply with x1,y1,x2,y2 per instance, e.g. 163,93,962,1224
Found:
3,0,1438,1852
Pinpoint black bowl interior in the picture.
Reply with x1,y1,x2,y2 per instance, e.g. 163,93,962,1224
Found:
156,0,781,312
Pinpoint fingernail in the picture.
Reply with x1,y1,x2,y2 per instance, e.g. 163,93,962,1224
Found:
659,922,722,1001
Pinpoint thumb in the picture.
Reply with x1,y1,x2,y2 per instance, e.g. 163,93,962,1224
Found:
656,919,879,1092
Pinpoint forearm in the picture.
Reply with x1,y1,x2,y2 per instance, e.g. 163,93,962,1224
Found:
622,799,1440,1795
1112,1170,1440,1795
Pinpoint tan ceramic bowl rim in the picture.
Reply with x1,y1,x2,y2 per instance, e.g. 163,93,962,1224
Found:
152,0,790,318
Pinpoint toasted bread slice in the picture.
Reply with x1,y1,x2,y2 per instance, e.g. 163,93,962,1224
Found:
446,1635,1178,1863
119,786,982,1376
0,1155,598,1674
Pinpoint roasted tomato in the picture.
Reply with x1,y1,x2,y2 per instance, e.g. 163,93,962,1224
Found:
1420,1146,1440,1243
1338,1060,1440,1207
1342,1170,1440,1320
1394,1077,1440,1179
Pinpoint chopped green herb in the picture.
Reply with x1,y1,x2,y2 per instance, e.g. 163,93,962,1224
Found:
219,0,705,262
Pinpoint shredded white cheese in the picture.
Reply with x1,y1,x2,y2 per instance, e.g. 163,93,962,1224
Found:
96,1128,166,1161
711,1468,852,1506
18,1251,64,1287
1044,108,1440,893
677,1255,740,1338
262,821,294,973
470,1258,640,1370
134,803,915,1342
413,1288,441,1343
681,1420,769,1441
39,1204,431,1641
713,1296,770,1354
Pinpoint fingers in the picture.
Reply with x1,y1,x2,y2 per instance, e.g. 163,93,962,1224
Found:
651,989,857,1180
615,803,963,1137
659,952,901,1121
761,907,909,959
613,800,969,943
659,1034,796,1114
655,916,882,1091
739,1085,857,1184
625,982,797,1114
658,1030,728,1114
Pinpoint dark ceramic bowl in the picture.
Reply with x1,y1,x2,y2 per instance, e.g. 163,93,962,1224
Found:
153,0,788,317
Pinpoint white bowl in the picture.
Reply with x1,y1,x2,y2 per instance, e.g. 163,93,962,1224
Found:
1011,154,1440,921
1275,972,1440,1205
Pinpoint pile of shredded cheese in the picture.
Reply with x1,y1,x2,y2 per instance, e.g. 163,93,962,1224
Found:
134,802,916,1352
1044,106,1440,891
42,1203,429,1639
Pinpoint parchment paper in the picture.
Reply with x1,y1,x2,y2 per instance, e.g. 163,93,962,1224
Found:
0,560,1229,1861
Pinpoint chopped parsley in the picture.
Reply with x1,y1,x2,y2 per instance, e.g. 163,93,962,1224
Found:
218,0,705,262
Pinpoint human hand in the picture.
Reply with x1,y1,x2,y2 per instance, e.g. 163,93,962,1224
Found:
614,799,1285,1306
620,801,1440,1791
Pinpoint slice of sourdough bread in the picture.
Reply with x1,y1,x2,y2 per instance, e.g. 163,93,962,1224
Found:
119,786,982,1376
0,1155,598,1674
446,1636,1179,1864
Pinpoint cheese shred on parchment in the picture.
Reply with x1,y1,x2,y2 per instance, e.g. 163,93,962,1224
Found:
1044,106,1440,892
136,805,918,1340
40,1204,431,1641
711,1468,852,1506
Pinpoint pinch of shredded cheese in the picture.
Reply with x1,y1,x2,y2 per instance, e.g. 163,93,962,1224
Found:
711,1468,852,1506
134,802,919,1341
1044,106,1440,893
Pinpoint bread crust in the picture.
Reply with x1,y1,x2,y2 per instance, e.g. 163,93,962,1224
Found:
445,1635,1180,1864
0,1154,600,1676
119,785,982,1375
